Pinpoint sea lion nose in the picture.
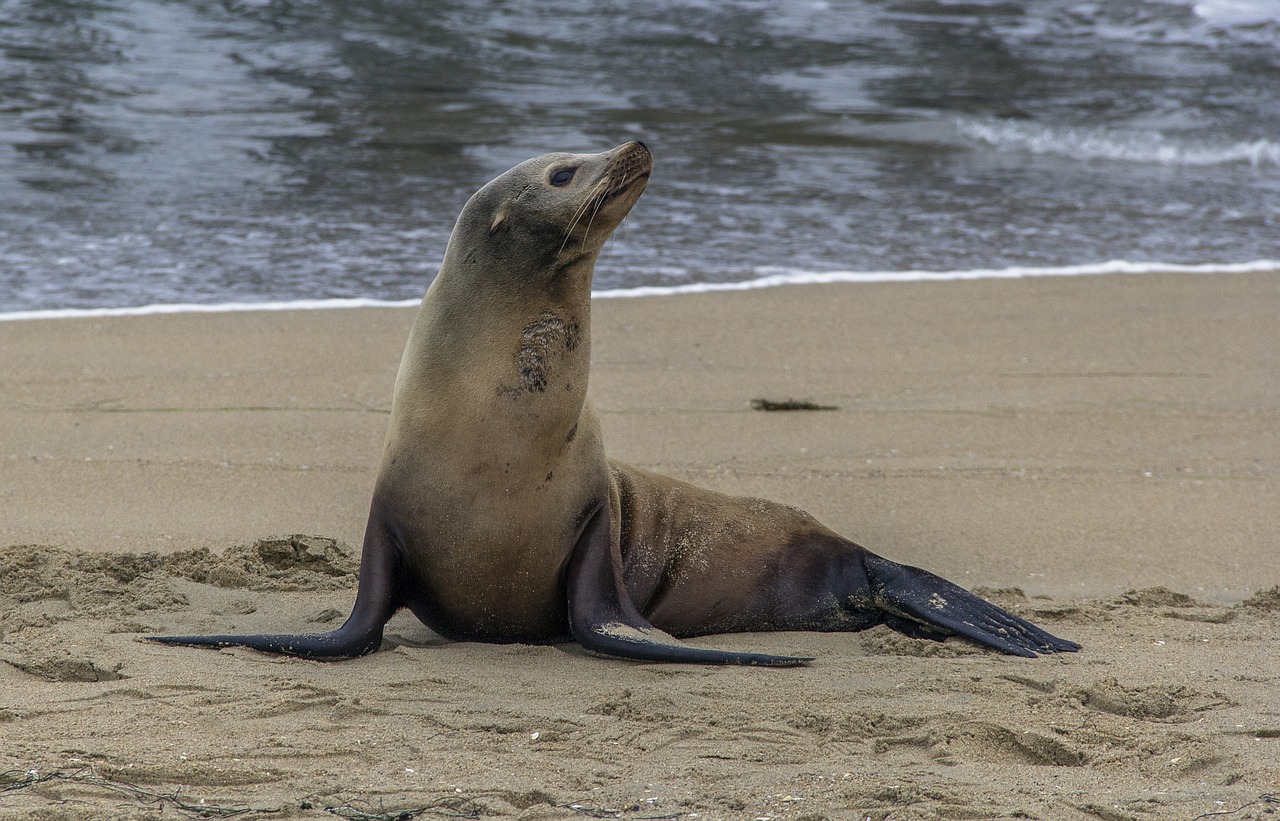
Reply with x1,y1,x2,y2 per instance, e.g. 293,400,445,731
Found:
620,140,652,171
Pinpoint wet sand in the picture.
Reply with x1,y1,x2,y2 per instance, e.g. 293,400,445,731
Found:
1,271,1278,819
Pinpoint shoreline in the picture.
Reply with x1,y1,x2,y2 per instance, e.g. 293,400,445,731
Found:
2,269,1277,818
3,258,1278,322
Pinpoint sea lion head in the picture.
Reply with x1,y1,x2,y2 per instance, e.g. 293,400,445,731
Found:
442,141,652,287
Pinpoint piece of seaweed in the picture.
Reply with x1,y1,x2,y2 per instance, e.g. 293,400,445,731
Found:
750,398,838,412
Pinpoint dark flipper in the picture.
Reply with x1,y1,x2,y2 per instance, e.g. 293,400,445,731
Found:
567,505,811,667
147,503,402,660
146,623,382,659
862,552,1080,658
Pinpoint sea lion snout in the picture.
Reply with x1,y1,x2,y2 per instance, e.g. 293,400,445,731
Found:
606,140,653,191
612,139,651,168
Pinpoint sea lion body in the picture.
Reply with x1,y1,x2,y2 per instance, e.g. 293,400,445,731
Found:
153,143,1077,664
609,463,877,639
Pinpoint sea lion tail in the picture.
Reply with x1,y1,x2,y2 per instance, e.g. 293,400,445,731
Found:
861,552,1081,657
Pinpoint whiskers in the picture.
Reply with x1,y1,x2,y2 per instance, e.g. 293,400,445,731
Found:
557,143,652,257
559,175,610,256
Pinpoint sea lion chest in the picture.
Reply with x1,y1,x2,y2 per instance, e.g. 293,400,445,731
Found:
375,298,607,642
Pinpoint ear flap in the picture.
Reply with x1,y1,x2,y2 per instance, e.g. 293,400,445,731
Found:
488,208,509,236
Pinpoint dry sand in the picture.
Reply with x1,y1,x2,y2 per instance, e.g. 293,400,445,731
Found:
1,271,1277,819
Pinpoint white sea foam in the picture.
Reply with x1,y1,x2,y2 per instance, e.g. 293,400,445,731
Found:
2,261,1276,322
956,118,1280,168
591,260,1280,298
0,297,422,322
1190,0,1280,27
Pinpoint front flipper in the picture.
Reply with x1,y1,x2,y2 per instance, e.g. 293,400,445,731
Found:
863,552,1080,658
147,503,402,660
567,505,810,667
147,624,382,660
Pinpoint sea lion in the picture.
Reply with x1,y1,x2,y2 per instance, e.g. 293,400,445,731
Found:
152,142,1078,664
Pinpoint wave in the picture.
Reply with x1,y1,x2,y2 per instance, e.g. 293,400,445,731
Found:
956,119,1280,168
3,260,1276,322
0,297,423,323
1187,0,1280,27
591,260,1280,297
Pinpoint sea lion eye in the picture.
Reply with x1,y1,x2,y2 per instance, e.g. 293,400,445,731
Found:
550,167,577,186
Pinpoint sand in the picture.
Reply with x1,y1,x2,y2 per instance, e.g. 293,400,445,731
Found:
1,270,1277,819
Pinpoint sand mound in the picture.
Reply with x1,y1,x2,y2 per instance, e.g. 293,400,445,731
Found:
163,535,359,592
1240,585,1280,611
0,536,356,683
0,535,356,617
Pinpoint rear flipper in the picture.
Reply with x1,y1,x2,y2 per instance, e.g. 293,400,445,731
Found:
147,503,401,661
862,552,1080,657
568,505,811,667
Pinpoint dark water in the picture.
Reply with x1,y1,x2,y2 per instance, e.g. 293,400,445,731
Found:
3,0,1279,315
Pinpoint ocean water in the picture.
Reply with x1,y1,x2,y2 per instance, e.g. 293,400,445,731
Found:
2,0,1278,318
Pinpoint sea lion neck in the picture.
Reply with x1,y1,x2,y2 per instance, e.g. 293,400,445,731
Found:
398,271,592,387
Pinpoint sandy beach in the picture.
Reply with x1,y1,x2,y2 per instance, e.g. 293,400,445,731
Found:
1,270,1277,819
